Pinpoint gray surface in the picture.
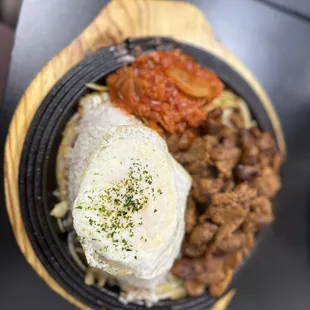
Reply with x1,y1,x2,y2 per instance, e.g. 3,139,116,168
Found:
258,0,310,17
1,0,310,309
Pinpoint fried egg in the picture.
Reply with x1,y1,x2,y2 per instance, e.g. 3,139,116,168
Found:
69,95,191,287
68,93,141,206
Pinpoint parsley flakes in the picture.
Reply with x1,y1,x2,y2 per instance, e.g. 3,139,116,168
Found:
76,158,163,256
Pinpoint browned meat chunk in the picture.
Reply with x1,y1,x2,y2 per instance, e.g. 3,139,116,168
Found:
205,184,256,225
209,268,233,297
203,118,223,135
250,167,281,198
196,254,226,284
211,144,241,177
255,130,277,154
185,160,209,176
216,232,248,252
167,129,200,154
184,279,206,296
241,144,259,166
185,197,197,234
222,180,235,192
166,133,181,154
235,164,258,181
225,251,244,269
174,136,214,165
212,219,245,246
240,128,282,171
208,107,223,120
199,177,224,195
189,222,218,247
178,128,199,151
174,136,219,176
247,196,274,227
212,183,257,206
230,107,247,129
198,270,225,285
183,241,207,258
192,177,223,203
201,108,224,135
241,246,253,257
219,126,239,140
242,221,257,234
204,253,226,272
171,258,205,280
206,203,248,226
240,128,255,146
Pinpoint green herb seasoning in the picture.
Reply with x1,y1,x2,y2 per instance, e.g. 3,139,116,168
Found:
76,158,163,255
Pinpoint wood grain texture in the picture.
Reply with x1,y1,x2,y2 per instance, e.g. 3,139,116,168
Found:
4,0,284,309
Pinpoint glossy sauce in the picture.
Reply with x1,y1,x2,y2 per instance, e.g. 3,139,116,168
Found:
107,49,224,135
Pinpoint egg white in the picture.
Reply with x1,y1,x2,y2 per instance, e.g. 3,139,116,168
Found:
68,94,191,286
68,95,141,206
72,125,191,281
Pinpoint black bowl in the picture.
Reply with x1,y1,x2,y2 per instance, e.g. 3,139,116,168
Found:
19,37,279,310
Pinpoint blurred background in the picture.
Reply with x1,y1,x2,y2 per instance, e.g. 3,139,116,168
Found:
0,0,21,101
